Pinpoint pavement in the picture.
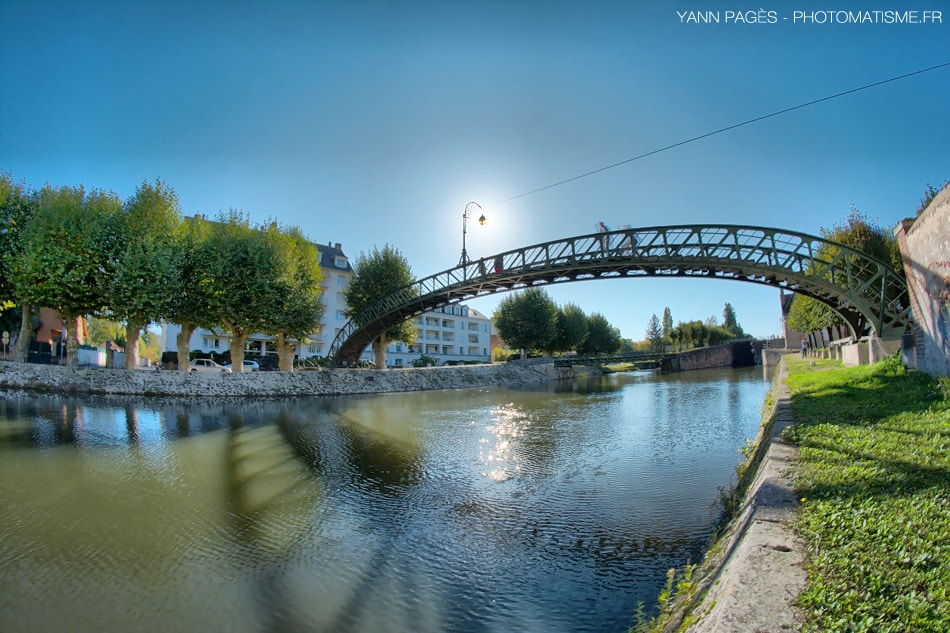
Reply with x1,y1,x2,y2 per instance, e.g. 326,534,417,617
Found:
679,359,807,632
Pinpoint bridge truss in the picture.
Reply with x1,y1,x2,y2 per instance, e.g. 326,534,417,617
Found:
327,224,912,365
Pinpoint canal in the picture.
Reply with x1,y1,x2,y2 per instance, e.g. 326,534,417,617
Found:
0,367,768,633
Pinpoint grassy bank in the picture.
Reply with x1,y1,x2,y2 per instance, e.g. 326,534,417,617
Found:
785,356,950,632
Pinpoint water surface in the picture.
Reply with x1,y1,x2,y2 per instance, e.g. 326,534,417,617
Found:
0,368,767,632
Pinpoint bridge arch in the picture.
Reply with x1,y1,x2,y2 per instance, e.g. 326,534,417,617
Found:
327,224,911,365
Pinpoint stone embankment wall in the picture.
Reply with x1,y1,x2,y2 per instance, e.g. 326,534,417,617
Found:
0,361,558,397
668,340,756,371
895,185,950,377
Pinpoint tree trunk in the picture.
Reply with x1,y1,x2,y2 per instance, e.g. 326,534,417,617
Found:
14,304,32,363
372,335,389,369
65,314,82,367
176,322,197,371
276,333,295,372
125,321,142,370
228,326,248,372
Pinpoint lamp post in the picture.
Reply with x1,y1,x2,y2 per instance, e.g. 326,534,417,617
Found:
459,201,486,266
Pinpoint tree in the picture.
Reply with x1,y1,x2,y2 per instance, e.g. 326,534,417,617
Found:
262,224,324,371
551,302,588,353
493,288,557,358
344,244,416,368
0,172,38,362
165,214,215,371
787,207,901,336
86,316,127,348
661,307,673,338
10,184,123,367
722,302,744,337
579,312,622,354
109,179,181,369
203,209,287,372
669,328,681,352
645,313,664,352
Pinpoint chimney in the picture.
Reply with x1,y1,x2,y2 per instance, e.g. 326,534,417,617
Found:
335,242,342,250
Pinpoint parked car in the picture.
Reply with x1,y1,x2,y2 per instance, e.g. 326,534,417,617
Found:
189,358,232,374
224,359,260,372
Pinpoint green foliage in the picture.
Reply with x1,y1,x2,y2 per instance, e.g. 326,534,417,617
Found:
0,171,37,304
821,205,902,276
661,307,673,337
667,319,735,349
787,206,902,335
914,180,948,217
786,356,950,632
412,354,437,367
262,224,324,340
345,244,417,346
721,302,744,337
644,313,664,352
0,305,15,336
551,302,588,353
579,312,622,354
86,316,127,348
165,214,215,327
490,346,510,363
202,209,293,368
629,564,698,633
493,288,558,355
10,184,123,321
108,179,182,366
787,294,844,333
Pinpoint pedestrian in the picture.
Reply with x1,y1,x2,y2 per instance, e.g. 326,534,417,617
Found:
801,338,807,358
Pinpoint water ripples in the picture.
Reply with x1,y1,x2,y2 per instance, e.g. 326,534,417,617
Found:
1,368,768,633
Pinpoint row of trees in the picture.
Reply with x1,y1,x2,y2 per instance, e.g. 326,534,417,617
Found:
644,303,746,352
493,287,623,357
0,172,324,371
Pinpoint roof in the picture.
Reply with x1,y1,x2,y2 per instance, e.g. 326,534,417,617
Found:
318,242,353,273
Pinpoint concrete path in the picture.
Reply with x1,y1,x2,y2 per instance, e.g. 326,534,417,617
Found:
683,362,807,632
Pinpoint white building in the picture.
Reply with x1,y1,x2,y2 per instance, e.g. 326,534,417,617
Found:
160,241,492,368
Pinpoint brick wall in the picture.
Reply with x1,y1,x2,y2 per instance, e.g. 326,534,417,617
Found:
894,185,950,377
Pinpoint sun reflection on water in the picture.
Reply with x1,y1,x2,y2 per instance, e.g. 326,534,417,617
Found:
479,403,532,482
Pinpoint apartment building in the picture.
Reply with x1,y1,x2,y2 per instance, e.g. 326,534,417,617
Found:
383,304,492,368
160,241,492,367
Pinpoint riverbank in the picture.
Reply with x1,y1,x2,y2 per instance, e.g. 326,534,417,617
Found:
0,360,577,397
643,354,950,632
639,355,806,632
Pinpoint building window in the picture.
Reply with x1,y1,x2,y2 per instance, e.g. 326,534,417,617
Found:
334,256,348,268
336,311,346,321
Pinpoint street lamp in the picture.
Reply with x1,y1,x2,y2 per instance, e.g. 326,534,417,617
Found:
459,201,487,266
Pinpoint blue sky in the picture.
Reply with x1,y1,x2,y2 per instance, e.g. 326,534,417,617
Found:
2,0,948,340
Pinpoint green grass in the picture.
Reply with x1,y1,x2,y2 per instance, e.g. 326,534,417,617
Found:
785,355,950,632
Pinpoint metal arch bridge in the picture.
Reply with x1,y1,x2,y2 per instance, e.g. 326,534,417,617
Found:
327,224,912,366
